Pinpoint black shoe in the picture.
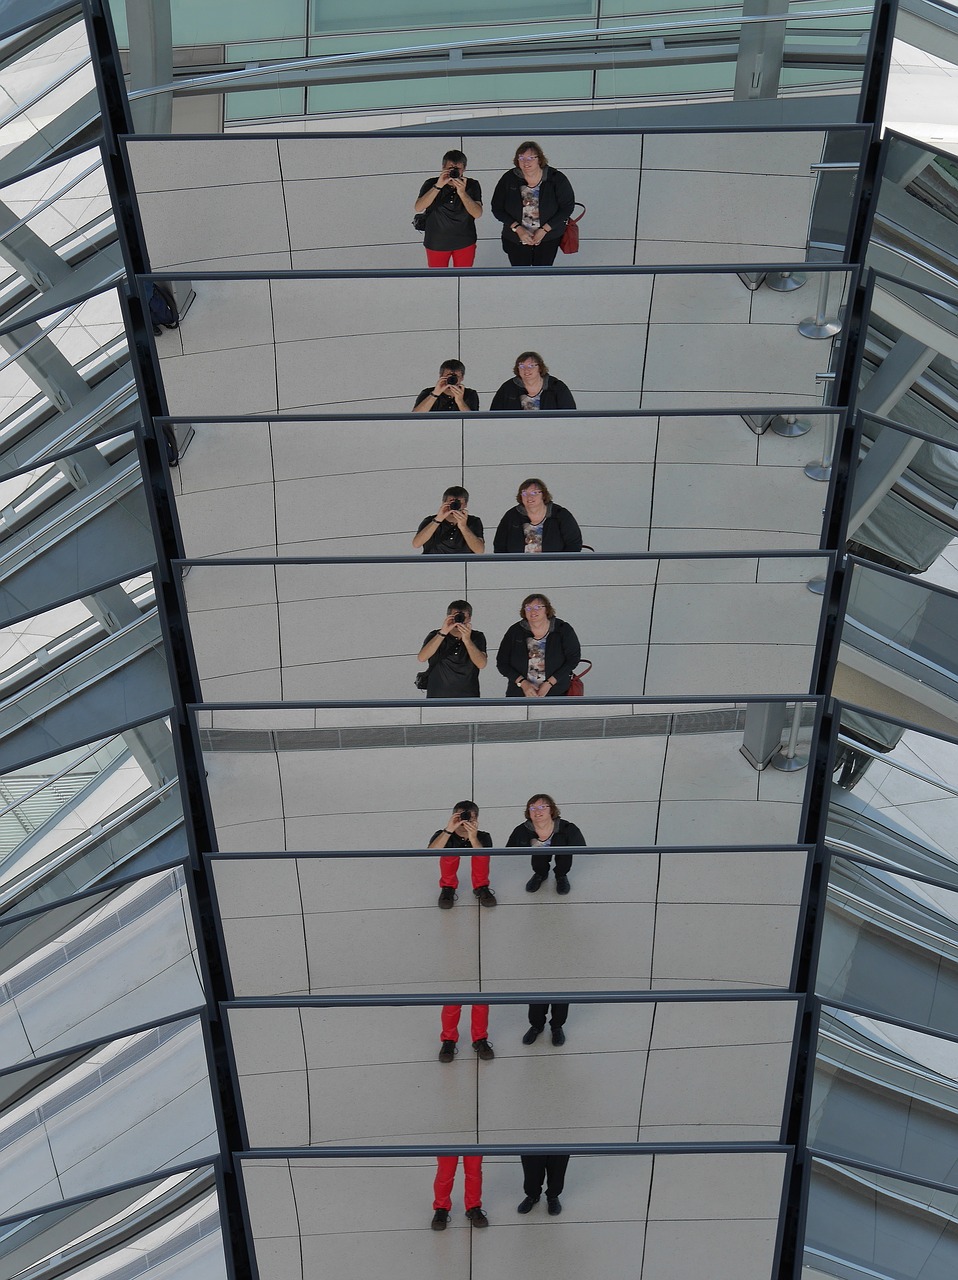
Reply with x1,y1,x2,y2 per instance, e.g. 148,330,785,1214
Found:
438,887,456,909
517,1196,540,1214
555,873,571,894
525,873,545,892
551,1027,566,1046
474,885,497,907
438,1040,456,1063
522,1027,541,1045
473,1038,495,1060
466,1207,489,1228
547,1197,562,1216
432,1208,449,1230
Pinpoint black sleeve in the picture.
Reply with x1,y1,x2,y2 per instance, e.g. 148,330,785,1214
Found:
493,512,513,553
464,388,480,411
553,380,577,409
551,169,576,229
555,506,583,552
549,620,581,687
562,821,587,847
491,172,514,228
470,629,488,656
417,515,437,534
468,514,484,539
418,177,437,198
467,178,482,204
505,823,529,847
490,381,513,411
496,624,524,681
478,831,494,848
414,387,433,408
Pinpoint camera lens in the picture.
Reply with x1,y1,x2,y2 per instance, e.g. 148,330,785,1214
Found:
453,611,466,623
449,499,461,510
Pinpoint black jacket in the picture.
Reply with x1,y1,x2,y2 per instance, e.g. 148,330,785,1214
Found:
491,166,575,246
496,617,581,696
493,503,582,554
506,817,586,848
490,375,576,411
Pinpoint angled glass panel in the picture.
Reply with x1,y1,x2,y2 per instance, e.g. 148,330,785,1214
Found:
0,714,185,920
811,1006,958,1190
179,554,829,701
210,844,811,996
0,864,203,1062
804,1155,958,1280
838,560,958,733
195,699,819,854
171,411,840,559
0,571,173,772
148,269,850,416
125,129,863,271
226,997,798,1147
0,1013,217,1217
819,855,958,1037
0,428,154,626
0,1164,229,1280
869,134,958,302
828,707,958,887
239,1150,790,1280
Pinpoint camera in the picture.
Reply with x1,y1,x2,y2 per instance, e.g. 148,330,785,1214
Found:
449,498,462,511
453,610,466,624
447,166,461,179
444,374,459,386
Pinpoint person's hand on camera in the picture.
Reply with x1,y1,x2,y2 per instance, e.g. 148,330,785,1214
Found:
439,612,458,636
448,175,467,198
436,497,454,523
446,381,468,409
448,505,468,528
459,818,480,846
451,617,472,641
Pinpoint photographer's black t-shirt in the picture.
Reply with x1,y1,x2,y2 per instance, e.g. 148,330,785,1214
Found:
422,630,487,698
418,176,482,250
416,513,484,554
414,385,480,412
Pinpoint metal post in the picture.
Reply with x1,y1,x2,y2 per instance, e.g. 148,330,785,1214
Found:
770,413,812,437
771,702,809,771
799,272,842,339
805,379,837,482
765,271,806,292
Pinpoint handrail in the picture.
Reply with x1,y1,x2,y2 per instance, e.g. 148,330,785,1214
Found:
836,731,958,797
126,8,874,100
0,55,90,130
0,158,103,245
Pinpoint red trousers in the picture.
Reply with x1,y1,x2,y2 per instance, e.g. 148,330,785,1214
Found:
426,245,476,268
440,854,490,890
433,1155,483,1210
441,1004,489,1043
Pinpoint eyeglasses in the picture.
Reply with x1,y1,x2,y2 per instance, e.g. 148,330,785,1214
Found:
529,803,551,812
520,487,542,497
524,603,546,612
517,360,539,370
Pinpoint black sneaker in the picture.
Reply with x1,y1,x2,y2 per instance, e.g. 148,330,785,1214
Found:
431,1208,449,1230
525,873,545,892
522,1027,541,1045
474,885,497,907
466,1207,489,1227
555,874,571,894
438,887,456,909
473,1038,495,1060
547,1197,562,1215
517,1196,539,1214
438,1040,457,1063
551,1027,566,1046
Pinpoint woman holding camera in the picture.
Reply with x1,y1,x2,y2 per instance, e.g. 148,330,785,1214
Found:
491,140,575,267
493,478,582,554
415,149,483,268
496,593,581,697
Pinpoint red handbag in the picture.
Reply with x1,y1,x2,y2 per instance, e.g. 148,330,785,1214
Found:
559,203,586,254
566,660,592,696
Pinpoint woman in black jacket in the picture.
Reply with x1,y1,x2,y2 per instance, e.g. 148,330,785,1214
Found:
507,792,586,894
496,593,581,697
491,140,575,266
494,477,582,554
490,352,576,411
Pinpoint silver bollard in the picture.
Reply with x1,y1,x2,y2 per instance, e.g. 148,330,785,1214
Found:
765,270,807,292
805,383,837,481
799,272,841,339
770,413,812,437
771,702,809,772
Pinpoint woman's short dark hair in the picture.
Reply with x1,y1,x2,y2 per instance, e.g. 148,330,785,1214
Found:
443,149,468,167
525,792,560,821
513,140,548,168
516,477,552,505
520,592,555,620
444,485,469,503
513,351,548,377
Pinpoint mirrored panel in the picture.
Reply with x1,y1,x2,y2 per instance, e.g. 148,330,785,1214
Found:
0,570,172,773
0,1013,217,1217
857,273,958,447
227,997,798,1146
0,427,155,625
239,1150,790,1280
805,1154,958,1280
847,415,958,578
170,411,839,559
0,864,203,1063
810,1006,958,1190
148,269,848,415
837,560,958,735
869,134,958,302
828,705,958,888
210,845,811,996
0,1164,229,1280
818,855,958,1038
0,713,186,920
180,554,829,701
196,699,819,853
125,130,865,272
